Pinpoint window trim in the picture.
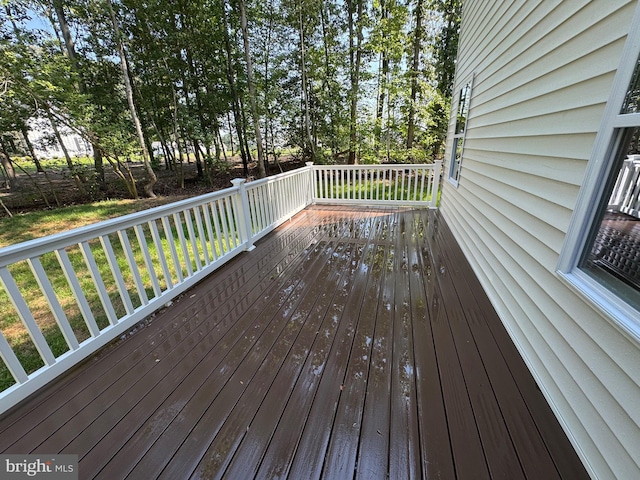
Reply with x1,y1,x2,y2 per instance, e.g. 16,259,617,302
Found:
448,75,474,187
557,5,640,344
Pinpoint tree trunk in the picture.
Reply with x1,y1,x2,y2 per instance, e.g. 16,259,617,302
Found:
46,108,86,195
107,0,156,198
320,5,339,155
298,3,315,161
192,138,204,177
406,0,423,150
0,137,60,208
226,111,235,156
0,142,17,190
376,51,390,152
20,126,44,173
102,153,137,198
0,197,12,217
386,74,393,161
263,0,273,159
52,0,105,186
52,0,79,71
175,136,185,188
144,134,156,168
238,0,266,178
375,1,390,152
94,147,104,185
347,0,364,165
217,128,228,162
239,97,254,166
220,0,249,176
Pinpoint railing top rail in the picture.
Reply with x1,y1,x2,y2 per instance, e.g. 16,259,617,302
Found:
311,163,436,170
0,165,319,267
0,163,440,267
0,184,241,268
244,166,312,189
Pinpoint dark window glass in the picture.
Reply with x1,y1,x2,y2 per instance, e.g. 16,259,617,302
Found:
622,57,640,114
455,83,471,134
581,127,640,309
450,81,472,182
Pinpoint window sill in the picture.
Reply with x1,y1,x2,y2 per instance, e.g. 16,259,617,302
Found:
557,269,640,345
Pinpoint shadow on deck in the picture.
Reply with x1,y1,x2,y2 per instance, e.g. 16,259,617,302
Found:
0,205,588,479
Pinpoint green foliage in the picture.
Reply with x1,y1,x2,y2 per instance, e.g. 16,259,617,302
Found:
205,155,232,176
1,0,459,187
430,0,463,96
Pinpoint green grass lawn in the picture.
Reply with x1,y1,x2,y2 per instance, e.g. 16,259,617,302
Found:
10,156,96,176
0,198,184,248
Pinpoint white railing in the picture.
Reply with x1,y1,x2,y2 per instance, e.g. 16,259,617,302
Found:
609,156,640,218
312,162,441,208
0,162,439,413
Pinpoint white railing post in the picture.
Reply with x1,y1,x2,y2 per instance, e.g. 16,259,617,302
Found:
430,160,442,208
231,178,256,251
306,162,315,205
609,157,640,218
609,159,633,210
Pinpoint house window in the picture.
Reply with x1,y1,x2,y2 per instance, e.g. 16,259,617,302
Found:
449,79,473,184
580,128,640,311
558,18,640,339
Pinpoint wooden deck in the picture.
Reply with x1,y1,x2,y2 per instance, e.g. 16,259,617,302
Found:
0,205,589,479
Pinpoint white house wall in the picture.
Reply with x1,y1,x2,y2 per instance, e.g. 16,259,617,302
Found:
441,1,640,479
27,118,93,159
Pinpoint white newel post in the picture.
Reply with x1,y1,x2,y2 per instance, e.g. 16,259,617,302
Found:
431,160,442,208
306,162,315,205
231,178,256,251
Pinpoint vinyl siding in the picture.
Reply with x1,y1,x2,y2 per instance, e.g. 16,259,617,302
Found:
440,1,640,479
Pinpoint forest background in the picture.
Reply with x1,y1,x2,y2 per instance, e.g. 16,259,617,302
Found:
0,0,461,212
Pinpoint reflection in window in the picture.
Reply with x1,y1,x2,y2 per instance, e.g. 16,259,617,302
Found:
622,56,640,114
581,127,640,309
449,80,472,183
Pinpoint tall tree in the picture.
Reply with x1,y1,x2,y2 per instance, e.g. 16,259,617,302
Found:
50,0,105,185
297,0,315,161
371,0,407,154
220,0,250,176
237,0,267,177
107,0,157,198
347,0,365,164
406,0,423,149
431,0,462,97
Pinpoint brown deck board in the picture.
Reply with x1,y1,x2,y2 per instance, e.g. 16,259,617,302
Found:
431,213,591,480
162,239,358,479
354,214,397,480
0,205,589,480
408,211,456,479
389,213,421,479
322,242,383,478
429,217,552,478
116,234,343,479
